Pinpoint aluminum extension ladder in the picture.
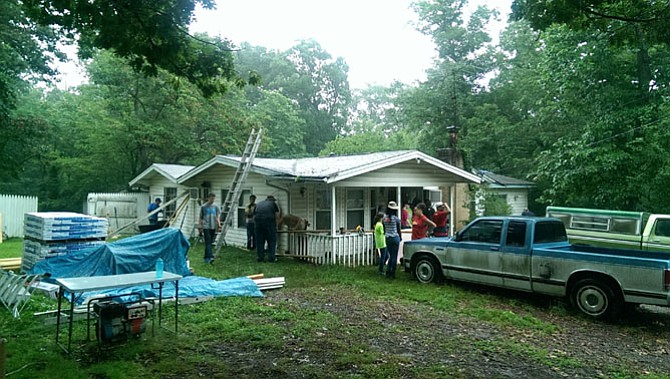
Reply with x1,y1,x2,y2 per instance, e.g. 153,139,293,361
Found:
214,127,263,254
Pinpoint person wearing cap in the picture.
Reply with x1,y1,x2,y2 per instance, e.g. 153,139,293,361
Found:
147,197,162,225
412,203,436,240
254,195,280,262
432,202,451,237
383,201,403,279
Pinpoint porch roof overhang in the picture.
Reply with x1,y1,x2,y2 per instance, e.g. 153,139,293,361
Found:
129,163,195,188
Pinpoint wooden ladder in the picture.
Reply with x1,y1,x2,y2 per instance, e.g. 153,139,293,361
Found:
215,128,263,254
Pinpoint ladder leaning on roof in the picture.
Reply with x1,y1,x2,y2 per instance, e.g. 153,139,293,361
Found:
214,128,263,255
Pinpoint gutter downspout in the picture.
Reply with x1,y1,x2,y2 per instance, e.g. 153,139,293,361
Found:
265,180,291,215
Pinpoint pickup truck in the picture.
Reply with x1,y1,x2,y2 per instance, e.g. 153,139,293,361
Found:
546,206,670,252
400,216,670,319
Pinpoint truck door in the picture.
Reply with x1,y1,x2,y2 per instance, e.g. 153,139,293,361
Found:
447,219,504,286
501,220,532,290
643,217,670,253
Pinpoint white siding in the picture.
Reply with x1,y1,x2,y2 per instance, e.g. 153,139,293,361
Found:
183,167,288,248
0,194,38,238
335,161,464,187
85,192,150,233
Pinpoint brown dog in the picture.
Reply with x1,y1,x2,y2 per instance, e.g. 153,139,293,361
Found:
278,214,310,230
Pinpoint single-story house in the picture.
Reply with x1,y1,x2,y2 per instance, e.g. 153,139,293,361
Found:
129,150,480,265
474,170,534,216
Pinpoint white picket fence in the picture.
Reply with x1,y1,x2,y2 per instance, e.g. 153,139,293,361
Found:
277,231,376,267
0,194,39,238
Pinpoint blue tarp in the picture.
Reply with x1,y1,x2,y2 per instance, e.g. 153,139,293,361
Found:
30,228,192,278
29,228,263,303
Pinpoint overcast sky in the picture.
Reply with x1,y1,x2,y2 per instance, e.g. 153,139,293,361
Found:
190,0,513,89
56,0,512,89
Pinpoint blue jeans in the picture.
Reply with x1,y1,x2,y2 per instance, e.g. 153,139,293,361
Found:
246,221,255,249
255,221,277,262
385,236,401,278
203,228,217,261
377,247,389,273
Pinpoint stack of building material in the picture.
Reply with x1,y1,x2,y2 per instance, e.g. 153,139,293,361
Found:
21,212,108,273
253,277,285,291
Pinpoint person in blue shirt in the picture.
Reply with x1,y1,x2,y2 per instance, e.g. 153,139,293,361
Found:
147,198,161,224
199,193,221,264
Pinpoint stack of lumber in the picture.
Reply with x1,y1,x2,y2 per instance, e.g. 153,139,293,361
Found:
247,274,285,291
0,258,21,271
21,212,108,273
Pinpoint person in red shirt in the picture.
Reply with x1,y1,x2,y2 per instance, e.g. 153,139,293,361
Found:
411,203,436,240
432,202,451,237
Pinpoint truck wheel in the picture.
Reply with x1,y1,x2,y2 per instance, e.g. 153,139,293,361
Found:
570,278,622,319
414,256,442,284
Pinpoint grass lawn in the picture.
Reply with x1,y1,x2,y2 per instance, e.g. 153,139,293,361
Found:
2,238,670,378
0,238,23,259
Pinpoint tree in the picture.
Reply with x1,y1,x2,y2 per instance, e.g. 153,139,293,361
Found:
235,40,352,155
400,0,499,157
21,0,241,96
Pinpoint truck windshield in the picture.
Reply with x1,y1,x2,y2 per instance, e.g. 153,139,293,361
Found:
534,221,568,244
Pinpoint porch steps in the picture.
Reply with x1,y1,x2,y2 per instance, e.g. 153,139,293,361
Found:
215,127,263,254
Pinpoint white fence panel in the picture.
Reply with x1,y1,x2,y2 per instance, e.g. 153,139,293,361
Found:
278,231,375,267
0,194,39,238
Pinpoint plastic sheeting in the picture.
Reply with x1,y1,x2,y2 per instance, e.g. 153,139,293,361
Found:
29,228,192,278
72,276,262,305
28,228,264,303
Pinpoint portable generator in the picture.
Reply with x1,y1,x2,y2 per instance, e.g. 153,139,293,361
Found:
93,298,151,343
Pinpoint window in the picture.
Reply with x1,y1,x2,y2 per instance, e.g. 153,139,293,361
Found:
505,221,526,247
346,189,364,230
459,220,503,244
237,189,252,228
654,219,670,237
316,189,331,230
534,221,568,244
163,187,177,218
570,215,610,231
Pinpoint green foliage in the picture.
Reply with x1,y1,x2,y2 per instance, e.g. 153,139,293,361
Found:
21,0,238,97
400,0,499,157
235,40,352,155
0,238,23,259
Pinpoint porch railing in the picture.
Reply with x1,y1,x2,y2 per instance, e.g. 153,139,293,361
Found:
277,231,375,267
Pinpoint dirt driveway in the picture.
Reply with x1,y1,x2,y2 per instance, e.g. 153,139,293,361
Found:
214,284,670,379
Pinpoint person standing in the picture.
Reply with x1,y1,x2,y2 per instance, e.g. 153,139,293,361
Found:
401,203,413,229
383,201,403,279
199,193,221,264
432,202,451,237
245,194,257,250
374,212,388,275
147,198,161,225
412,203,436,240
254,195,280,262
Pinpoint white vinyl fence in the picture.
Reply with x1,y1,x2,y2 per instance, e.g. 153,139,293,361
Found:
0,194,38,238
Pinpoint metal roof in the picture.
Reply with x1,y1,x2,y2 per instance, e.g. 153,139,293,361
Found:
178,150,480,185
129,163,195,187
476,170,534,188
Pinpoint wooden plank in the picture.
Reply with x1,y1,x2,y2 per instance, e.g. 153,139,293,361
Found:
0,258,21,271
